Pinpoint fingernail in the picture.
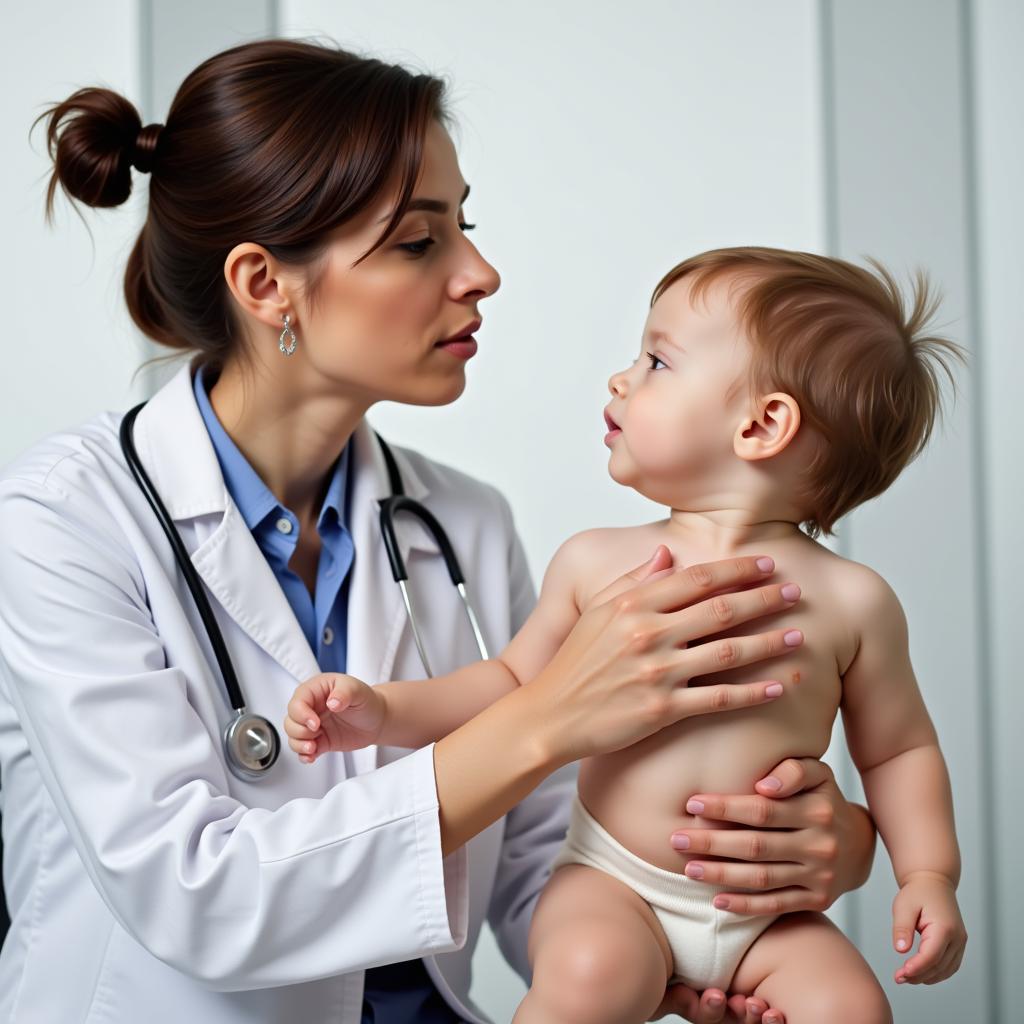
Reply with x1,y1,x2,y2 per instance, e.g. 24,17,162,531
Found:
780,583,800,601
686,799,704,814
765,683,783,698
896,938,909,951
713,896,730,910
756,556,774,573
707,995,723,1007
307,718,318,730
326,698,340,710
671,834,690,850
685,864,704,879
783,629,803,646
758,775,782,790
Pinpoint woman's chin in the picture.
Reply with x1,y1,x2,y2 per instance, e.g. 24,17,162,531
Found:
393,372,467,408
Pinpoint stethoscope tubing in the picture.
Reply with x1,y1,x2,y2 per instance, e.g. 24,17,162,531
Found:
120,401,489,780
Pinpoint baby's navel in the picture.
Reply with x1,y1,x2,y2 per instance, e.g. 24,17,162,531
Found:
791,670,802,685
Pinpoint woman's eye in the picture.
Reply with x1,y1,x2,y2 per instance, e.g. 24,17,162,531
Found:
647,352,667,371
399,237,435,256
399,223,475,257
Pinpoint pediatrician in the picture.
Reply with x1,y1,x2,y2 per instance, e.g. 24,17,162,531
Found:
0,39,880,1024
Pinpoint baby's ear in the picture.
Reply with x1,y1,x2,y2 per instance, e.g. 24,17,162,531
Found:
733,392,801,461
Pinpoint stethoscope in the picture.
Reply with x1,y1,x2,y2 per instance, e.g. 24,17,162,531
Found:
119,401,490,783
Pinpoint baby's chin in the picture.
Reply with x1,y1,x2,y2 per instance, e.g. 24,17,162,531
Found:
606,459,687,508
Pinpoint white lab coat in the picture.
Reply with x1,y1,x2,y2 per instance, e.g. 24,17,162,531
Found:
0,361,573,1023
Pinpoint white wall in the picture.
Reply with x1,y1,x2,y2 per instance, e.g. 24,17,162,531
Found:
0,0,145,469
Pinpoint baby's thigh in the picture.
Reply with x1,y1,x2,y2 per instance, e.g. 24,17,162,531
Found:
731,911,892,1024
524,863,672,1023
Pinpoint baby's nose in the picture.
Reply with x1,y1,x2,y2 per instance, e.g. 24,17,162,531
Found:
608,369,628,397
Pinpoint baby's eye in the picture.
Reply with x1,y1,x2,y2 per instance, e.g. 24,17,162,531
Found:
646,352,667,371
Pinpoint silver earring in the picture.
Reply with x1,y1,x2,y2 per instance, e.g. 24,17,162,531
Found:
278,313,297,356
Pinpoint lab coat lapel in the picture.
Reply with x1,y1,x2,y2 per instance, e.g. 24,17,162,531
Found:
131,362,321,684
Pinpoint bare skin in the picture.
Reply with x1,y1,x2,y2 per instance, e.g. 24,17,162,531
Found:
285,274,966,1022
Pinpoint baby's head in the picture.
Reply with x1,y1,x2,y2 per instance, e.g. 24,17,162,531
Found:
603,246,965,536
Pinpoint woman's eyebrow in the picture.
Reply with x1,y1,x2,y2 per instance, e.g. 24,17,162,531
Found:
379,183,471,222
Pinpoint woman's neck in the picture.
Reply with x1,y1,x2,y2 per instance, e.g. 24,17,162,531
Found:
207,359,370,522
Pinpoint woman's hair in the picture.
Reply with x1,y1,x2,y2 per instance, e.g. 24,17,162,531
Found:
33,38,450,377
652,246,967,538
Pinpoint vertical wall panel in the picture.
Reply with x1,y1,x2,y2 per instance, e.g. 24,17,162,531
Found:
825,1,990,1020
972,0,1024,1017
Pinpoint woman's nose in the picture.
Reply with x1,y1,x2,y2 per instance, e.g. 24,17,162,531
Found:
454,244,501,301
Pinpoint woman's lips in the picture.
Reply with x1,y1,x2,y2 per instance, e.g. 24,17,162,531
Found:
435,337,478,360
435,319,481,360
603,409,621,448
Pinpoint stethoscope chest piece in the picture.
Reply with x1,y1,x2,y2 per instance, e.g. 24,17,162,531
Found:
223,709,281,782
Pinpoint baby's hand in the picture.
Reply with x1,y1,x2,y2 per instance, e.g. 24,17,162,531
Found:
284,673,386,763
891,871,968,985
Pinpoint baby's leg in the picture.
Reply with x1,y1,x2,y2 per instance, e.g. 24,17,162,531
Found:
730,911,892,1024
513,863,673,1024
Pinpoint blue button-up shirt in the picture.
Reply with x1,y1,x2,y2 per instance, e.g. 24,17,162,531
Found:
192,363,460,1023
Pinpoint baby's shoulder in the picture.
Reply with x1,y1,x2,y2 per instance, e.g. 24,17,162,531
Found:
544,524,664,607
812,547,900,613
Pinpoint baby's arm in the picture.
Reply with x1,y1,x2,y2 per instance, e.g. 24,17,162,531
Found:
286,532,594,757
370,531,588,746
840,569,967,985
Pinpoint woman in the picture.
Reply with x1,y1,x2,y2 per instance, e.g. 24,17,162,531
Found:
0,39,877,1024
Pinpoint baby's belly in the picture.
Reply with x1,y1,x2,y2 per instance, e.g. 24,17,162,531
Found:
577,661,839,877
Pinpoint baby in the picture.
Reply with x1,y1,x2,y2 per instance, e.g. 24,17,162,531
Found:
285,247,968,1022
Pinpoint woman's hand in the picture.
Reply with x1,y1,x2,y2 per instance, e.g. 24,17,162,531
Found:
650,985,785,1024
667,757,877,915
530,547,805,766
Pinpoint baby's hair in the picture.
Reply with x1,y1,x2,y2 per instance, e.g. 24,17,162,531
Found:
652,246,967,537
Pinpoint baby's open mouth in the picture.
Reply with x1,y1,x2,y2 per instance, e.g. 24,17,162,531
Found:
604,410,620,432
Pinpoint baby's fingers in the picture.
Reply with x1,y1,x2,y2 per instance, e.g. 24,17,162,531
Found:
896,930,947,984
286,688,323,734
287,733,321,763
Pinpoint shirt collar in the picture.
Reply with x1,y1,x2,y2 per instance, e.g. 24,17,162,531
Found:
192,362,350,532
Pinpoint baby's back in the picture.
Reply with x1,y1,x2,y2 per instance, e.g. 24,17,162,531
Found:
573,522,866,876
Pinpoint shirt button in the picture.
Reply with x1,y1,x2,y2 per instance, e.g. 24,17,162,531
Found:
275,517,293,535
322,627,334,646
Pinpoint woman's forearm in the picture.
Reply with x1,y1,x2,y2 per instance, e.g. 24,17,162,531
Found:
433,680,561,856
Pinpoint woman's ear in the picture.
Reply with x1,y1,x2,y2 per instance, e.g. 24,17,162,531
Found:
733,392,802,461
223,242,295,331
